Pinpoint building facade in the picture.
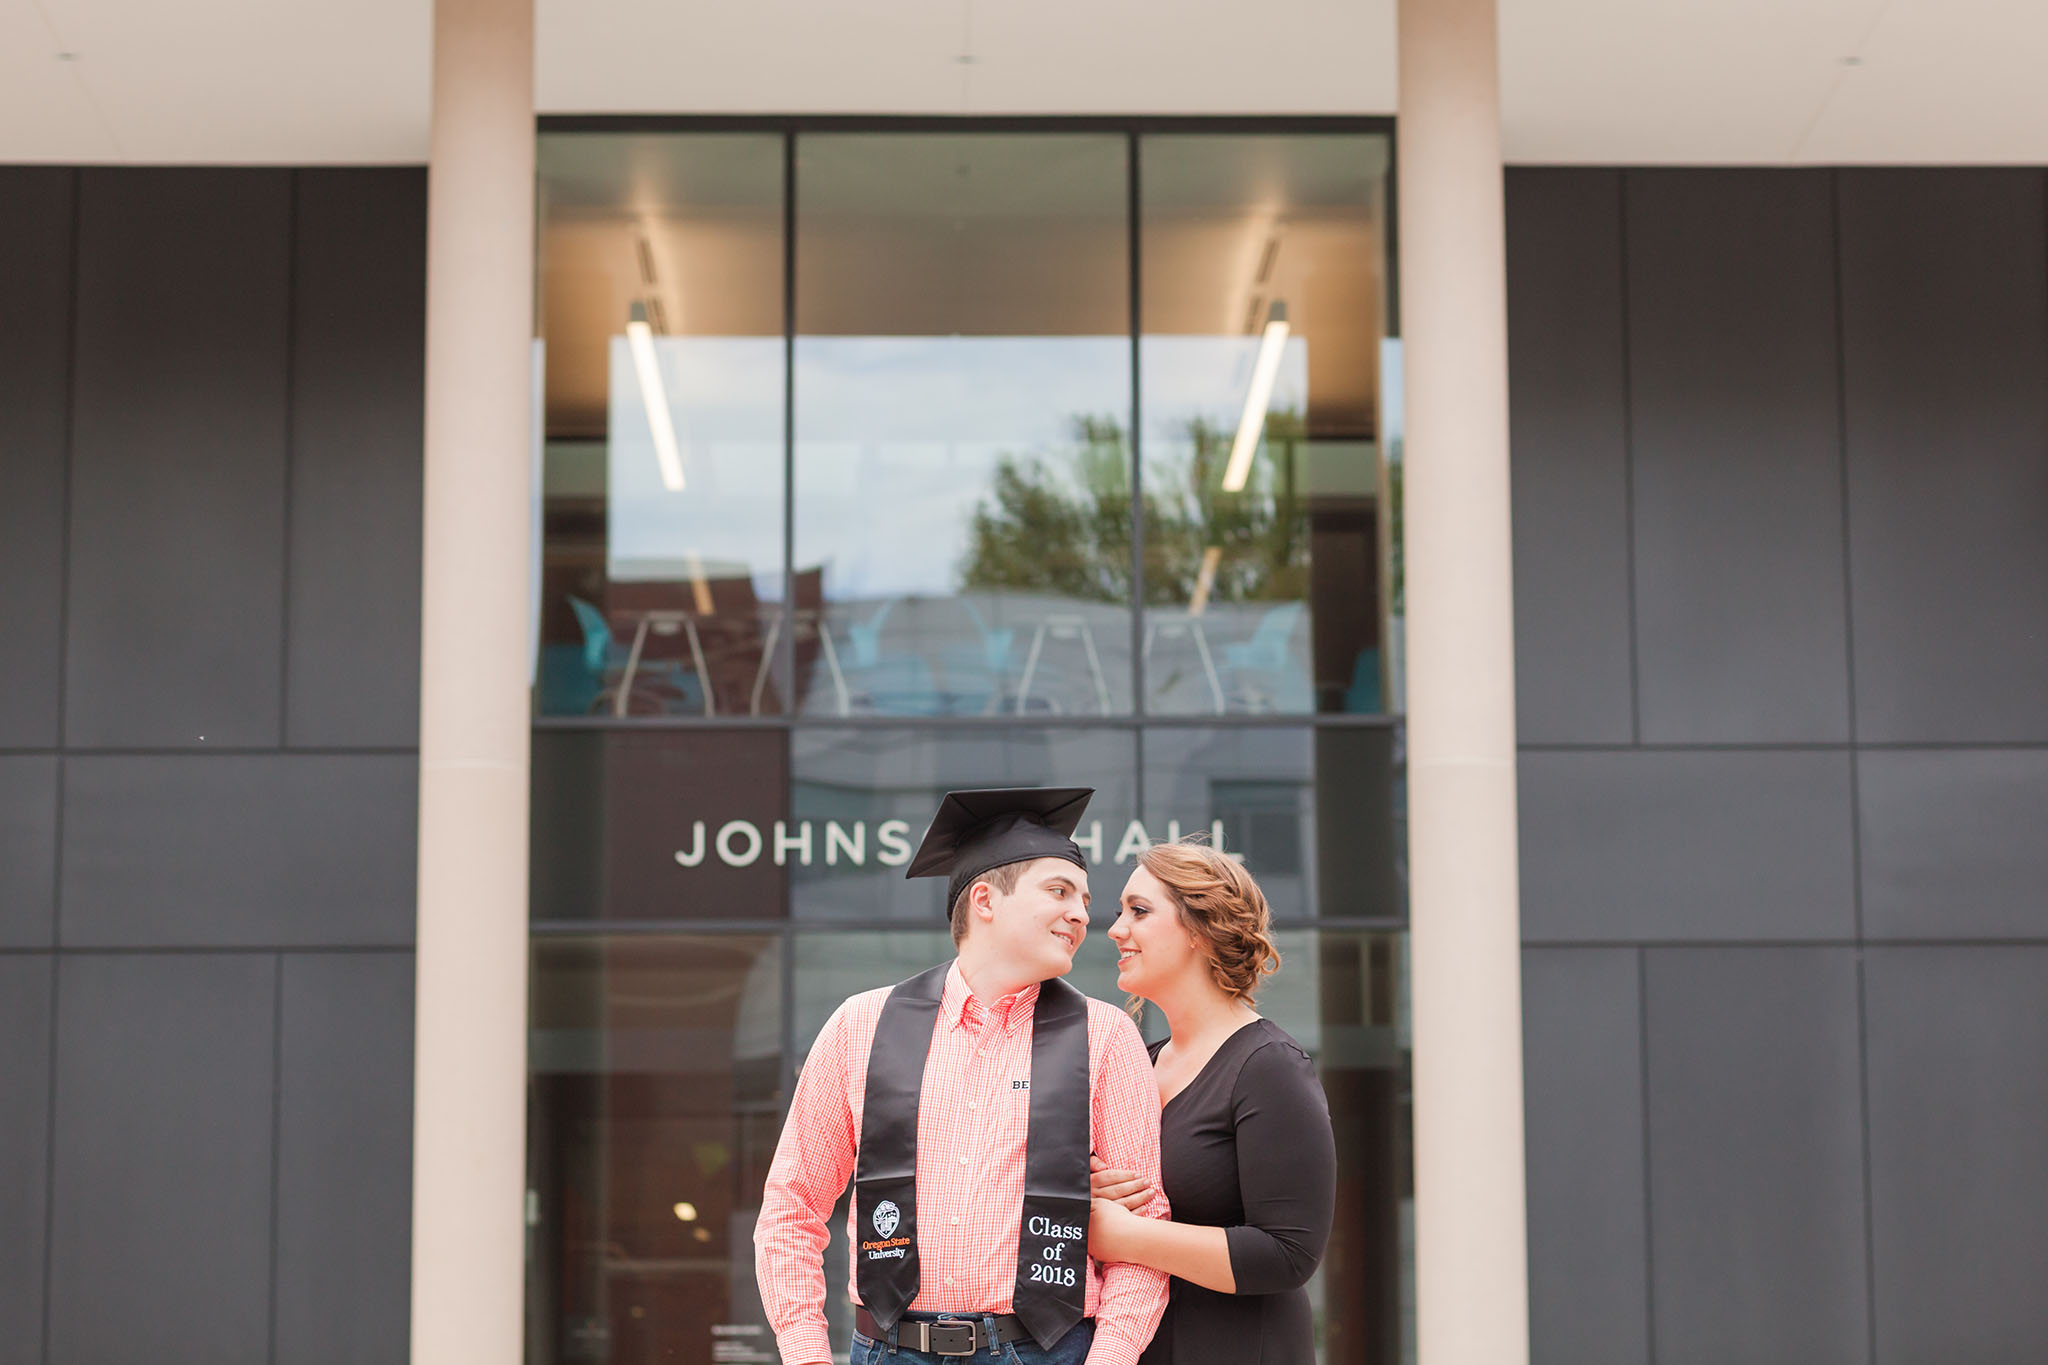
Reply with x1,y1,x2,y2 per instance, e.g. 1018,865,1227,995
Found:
4,4,2048,1365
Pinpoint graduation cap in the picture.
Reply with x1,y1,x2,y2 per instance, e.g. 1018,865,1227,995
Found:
906,787,1095,913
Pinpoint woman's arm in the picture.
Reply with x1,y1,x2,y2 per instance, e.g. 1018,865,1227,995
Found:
1090,1198,1237,1293
1219,1040,1335,1294
1091,1038,1336,1296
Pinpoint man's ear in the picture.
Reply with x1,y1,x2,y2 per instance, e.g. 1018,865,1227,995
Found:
971,878,1000,925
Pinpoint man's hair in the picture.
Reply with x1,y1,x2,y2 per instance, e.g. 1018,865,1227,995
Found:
948,860,1029,946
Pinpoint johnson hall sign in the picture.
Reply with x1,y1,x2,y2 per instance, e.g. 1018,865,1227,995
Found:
673,818,1232,869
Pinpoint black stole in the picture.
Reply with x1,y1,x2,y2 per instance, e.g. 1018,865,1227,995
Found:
854,964,1093,1348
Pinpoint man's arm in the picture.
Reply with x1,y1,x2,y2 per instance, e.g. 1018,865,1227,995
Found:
1084,1013,1171,1365
755,1004,858,1365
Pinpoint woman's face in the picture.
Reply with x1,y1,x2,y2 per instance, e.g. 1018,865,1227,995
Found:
1107,864,1209,1000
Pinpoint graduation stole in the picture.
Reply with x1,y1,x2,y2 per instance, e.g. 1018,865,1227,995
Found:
854,963,1093,1349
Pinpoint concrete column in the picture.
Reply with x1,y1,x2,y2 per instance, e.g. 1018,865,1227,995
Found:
1396,0,1530,1362
411,0,534,1360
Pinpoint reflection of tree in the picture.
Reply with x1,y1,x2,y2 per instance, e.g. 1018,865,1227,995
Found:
959,413,1309,605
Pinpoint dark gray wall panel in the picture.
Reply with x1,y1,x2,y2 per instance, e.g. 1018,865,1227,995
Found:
1507,169,1635,745
287,169,426,749
275,952,413,1365
61,754,416,947
1624,170,1850,743
0,757,59,948
1519,750,1856,942
1643,948,1868,1365
47,954,275,1365
1859,749,2048,940
1838,170,2048,742
0,957,52,1365
0,168,73,749
1865,947,2048,1363
64,168,290,748
1522,948,1647,1365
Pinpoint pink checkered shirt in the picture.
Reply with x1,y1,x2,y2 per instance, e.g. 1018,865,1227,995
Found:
755,962,1171,1365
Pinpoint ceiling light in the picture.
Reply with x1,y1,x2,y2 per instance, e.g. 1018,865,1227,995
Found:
1189,546,1223,616
673,1201,698,1222
627,302,684,492
1221,302,1289,493
686,551,715,616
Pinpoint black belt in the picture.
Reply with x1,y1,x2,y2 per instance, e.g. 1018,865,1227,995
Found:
854,1308,1054,1355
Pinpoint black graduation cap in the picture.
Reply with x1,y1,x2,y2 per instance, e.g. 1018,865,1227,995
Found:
905,787,1095,913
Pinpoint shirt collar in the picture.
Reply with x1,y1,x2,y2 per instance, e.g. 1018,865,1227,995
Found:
943,960,1041,1035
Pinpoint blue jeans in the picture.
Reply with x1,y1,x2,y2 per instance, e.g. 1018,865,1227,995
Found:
853,1316,1095,1365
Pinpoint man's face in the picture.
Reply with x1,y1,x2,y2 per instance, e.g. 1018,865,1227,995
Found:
982,857,1092,982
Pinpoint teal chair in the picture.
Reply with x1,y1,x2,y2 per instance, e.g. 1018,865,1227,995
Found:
838,597,944,714
1342,647,1384,714
567,596,703,714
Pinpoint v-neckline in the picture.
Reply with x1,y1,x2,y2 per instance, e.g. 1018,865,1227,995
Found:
1157,1017,1266,1111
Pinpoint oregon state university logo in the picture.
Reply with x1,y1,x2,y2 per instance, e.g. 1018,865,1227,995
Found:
862,1199,910,1260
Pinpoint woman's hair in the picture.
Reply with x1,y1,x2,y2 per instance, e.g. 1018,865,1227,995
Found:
1135,839,1281,1004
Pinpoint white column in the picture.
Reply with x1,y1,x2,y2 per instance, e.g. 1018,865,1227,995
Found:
1396,0,1530,1362
411,0,534,1360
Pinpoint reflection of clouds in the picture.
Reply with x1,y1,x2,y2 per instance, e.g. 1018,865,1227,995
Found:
1142,334,1309,449
605,333,1312,602
609,336,785,587
796,336,1127,600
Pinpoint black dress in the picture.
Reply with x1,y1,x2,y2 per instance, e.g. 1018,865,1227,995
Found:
1138,1018,1336,1365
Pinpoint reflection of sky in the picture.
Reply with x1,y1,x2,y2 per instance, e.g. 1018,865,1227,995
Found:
608,334,1307,601
607,336,784,590
795,336,1129,600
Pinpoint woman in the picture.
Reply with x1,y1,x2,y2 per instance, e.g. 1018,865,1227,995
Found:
1088,840,1336,1365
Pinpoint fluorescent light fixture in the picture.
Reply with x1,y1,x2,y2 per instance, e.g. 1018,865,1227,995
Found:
626,302,685,492
686,551,715,616
1220,302,1289,493
1189,546,1223,616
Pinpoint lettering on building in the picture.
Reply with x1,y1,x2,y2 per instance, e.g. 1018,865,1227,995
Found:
675,818,1232,869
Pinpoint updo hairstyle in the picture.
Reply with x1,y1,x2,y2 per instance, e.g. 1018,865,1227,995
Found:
1135,839,1280,1004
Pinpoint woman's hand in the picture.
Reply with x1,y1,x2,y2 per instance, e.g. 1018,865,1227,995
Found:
1090,1195,1139,1262
1089,1154,1153,1212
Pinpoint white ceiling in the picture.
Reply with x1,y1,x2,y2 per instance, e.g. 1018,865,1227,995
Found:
5,0,2047,164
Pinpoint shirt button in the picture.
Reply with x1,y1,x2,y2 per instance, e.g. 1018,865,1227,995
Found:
950,1216,960,1225
977,1049,986,1057
967,1101,977,1111
946,1276,956,1286
959,1156,969,1165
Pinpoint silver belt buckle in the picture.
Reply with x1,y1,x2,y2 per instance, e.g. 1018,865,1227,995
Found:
926,1320,977,1356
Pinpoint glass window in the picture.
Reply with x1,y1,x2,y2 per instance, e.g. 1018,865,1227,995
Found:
532,728,793,924
529,119,1409,1365
1140,724,1405,921
794,134,1134,718
789,726,1141,922
527,924,1412,1365
527,934,785,1365
536,134,788,718
1139,135,1395,715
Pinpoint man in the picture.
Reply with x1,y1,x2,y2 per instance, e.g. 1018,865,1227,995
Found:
755,787,1171,1365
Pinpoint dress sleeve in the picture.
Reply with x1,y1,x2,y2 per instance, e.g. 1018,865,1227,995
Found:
1222,1037,1337,1295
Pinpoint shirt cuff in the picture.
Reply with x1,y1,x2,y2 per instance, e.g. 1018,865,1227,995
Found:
772,1319,835,1365
1084,1321,1150,1365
